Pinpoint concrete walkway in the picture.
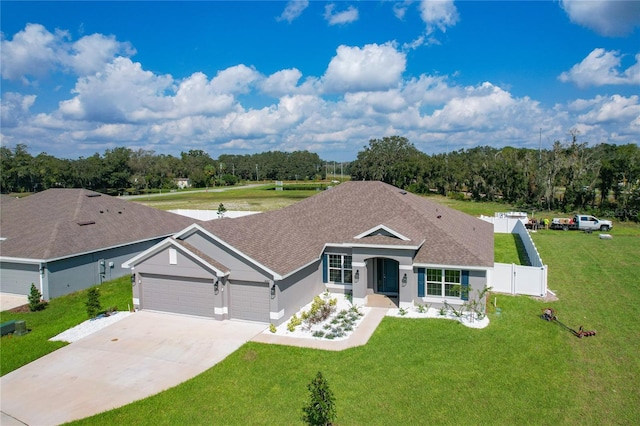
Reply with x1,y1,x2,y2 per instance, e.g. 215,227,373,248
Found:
252,307,388,350
0,312,266,426
0,293,28,311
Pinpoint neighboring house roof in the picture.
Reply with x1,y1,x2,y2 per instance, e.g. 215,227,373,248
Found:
0,189,198,262
195,181,493,278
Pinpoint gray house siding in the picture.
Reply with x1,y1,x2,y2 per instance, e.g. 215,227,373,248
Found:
274,260,325,325
183,232,271,282
0,261,40,295
45,239,161,299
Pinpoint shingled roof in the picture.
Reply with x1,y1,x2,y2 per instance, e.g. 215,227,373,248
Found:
0,189,198,261
198,181,493,277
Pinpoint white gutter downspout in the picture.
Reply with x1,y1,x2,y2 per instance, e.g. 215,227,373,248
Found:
39,262,46,300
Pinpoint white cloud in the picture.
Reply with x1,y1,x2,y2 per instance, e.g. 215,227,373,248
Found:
67,33,135,76
1,92,36,127
260,69,303,97
322,43,406,93
210,64,262,94
1,23,134,83
573,94,640,125
277,0,309,23
324,4,359,26
1,24,60,82
559,49,640,87
419,0,459,34
393,1,413,20
560,0,640,37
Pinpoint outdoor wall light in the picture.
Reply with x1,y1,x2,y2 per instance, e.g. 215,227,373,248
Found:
131,274,135,285
402,273,407,286
354,270,360,282
214,281,219,293
271,284,277,299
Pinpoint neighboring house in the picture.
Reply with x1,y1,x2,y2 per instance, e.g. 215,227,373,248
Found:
124,181,494,324
0,189,197,300
174,178,191,189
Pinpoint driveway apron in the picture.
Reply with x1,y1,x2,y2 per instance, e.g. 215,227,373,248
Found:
0,311,266,426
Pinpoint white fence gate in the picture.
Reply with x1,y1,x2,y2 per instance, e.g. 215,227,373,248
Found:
491,263,547,297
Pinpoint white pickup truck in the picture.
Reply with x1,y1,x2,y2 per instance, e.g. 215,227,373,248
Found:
550,214,613,231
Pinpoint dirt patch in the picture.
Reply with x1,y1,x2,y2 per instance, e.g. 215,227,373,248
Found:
533,290,559,302
8,304,30,313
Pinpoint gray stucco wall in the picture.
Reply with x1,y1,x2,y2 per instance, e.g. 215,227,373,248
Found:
45,239,161,299
274,260,325,325
183,232,272,282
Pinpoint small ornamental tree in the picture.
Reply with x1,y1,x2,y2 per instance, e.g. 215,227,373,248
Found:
86,287,102,318
28,283,47,311
302,371,337,426
217,203,227,218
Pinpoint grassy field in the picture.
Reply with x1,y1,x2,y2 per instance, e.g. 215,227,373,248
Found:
133,184,324,211
0,276,133,375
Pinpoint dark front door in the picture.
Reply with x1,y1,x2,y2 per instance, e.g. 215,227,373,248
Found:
376,259,399,294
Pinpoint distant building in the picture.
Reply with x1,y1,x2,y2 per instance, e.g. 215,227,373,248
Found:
174,178,191,189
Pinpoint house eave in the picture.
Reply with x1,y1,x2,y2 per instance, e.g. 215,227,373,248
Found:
122,237,230,278
412,262,491,271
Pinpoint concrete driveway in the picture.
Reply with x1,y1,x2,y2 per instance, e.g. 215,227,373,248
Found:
0,311,266,425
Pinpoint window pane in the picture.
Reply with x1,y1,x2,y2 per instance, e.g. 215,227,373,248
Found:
343,256,352,269
427,282,442,296
445,270,460,283
445,283,460,297
344,270,353,283
329,269,342,283
427,269,442,282
329,255,341,268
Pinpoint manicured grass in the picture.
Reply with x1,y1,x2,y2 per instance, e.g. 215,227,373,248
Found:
0,276,132,375
72,224,640,425
133,184,324,211
494,233,529,265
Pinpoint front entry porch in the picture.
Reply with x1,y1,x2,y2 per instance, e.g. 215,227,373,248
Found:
366,293,398,308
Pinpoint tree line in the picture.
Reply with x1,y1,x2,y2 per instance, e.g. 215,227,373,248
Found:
2,135,638,220
0,144,326,195
350,135,640,220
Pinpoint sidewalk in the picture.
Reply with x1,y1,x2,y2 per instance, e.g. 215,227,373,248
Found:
251,307,388,351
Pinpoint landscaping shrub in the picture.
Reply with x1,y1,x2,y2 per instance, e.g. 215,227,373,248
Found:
86,287,102,318
302,371,336,426
28,283,47,312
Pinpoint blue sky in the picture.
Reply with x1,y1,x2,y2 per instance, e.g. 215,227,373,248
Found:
1,1,639,161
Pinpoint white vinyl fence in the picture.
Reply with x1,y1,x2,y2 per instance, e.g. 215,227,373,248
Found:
481,215,548,297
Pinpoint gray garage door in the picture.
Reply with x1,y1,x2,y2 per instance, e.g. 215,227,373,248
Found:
0,262,40,295
141,274,215,318
229,281,270,322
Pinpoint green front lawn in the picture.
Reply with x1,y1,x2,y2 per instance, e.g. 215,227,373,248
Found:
0,276,132,375
71,224,640,425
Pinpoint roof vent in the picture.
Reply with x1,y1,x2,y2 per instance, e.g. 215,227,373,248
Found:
399,190,407,195
85,194,101,198
77,220,96,226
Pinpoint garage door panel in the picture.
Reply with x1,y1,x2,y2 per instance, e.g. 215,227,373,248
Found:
141,275,214,318
229,281,269,322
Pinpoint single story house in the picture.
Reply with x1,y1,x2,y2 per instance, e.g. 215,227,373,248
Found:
124,181,494,324
0,189,197,300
